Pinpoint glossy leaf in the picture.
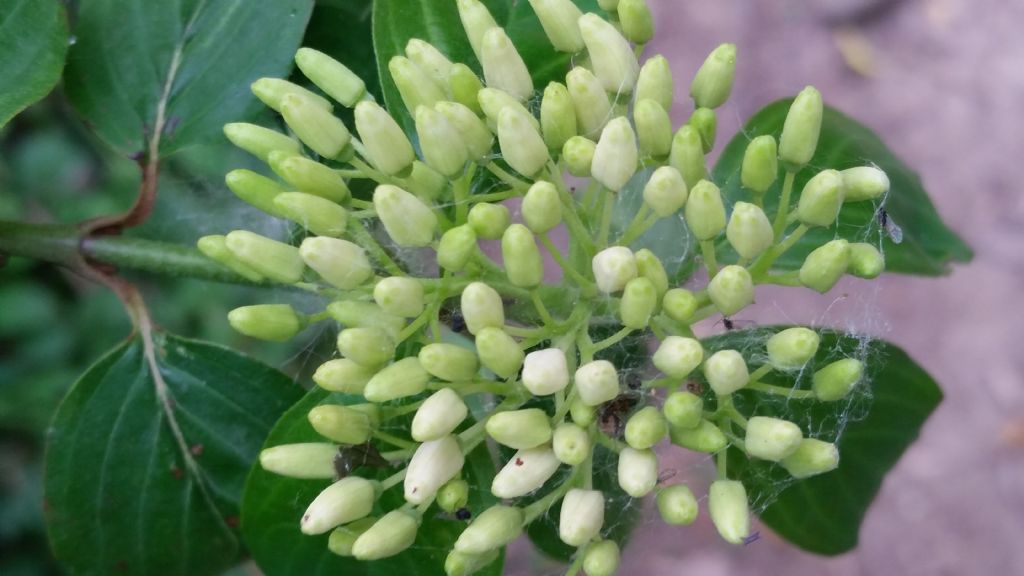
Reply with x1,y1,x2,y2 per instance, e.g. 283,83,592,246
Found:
0,0,69,127
45,333,303,575
63,0,314,156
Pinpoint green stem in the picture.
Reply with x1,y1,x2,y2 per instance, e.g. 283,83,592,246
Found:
746,382,816,399
531,289,557,328
347,219,405,277
595,431,626,453
590,326,634,353
700,239,719,277
538,233,594,289
380,468,408,490
454,164,476,223
485,162,530,192
772,171,797,240
596,189,614,248
373,429,417,449
749,223,809,278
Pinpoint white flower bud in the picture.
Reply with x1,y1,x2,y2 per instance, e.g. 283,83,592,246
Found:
416,105,469,177
528,0,585,53
461,282,505,335
406,39,454,86
559,489,605,546
522,348,570,396
703,349,749,395
436,101,495,160
301,477,376,535
781,438,840,478
766,327,820,370
405,435,466,504
574,360,621,406
412,388,469,442
652,336,704,379
566,67,612,137
726,202,774,259
374,277,425,318
591,117,638,192
259,443,337,479
498,106,550,177
352,510,420,560
481,27,534,101
708,480,750,545
617,447,658,497
364,357,430,403
745,416,803,461
841,166,890,202
591,246,638,293
456,0,500,62
355,101,416,176
486,408,552,449
374,184,438,247
491,446,562,498
454,505,524,554
643,166,688,218
299,237,373,289
578,13,639,93
553,422,591,465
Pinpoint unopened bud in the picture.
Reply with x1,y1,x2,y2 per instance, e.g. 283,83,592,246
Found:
456,0,500,62
225,230,304,284
579,13,640,92
635,99,673,158
275,192,348,237
389,56,445,114
523,348,570,396
726,201,773,259
355,101,416,175
669,419,727,452
478,87,539,132
301,476,376,535
438,225,479,272
406,39,454,87
553,422,591,465
841,166,889,202
374,277,425,318
570,395,596,427
468,202,511,240
657,484,698,525
703,349,749,395
625,406,668,449
197,235,264,282
364,357,430,403
486,408,551,449
438,478,471,512
690,43,736,109
662,288,698,323
309,403,378,445
224,123,299,162
413,388,469,441
620,277,657,329
635,248,669,299
225,169,286,217
498,107,550,177
592,246,638,293
327,517,376,557
636,55,674,113
374,184,438,247
670,126,708,190
798,169,845,227
779,86,823,170
799,239,850,293
461,282,505,335
741,135,778,195
618,447,658,497
563,136,596,176
294,48,365,107
745,416,803,461
445,550,501,576
541,82,577,149
450,63,485,115
643,166,688,217
481,28,533,101
327,301,405,338
767,327,820,370
575,360,621,406
688,107,717,153
336,327,394,368
281,93,351,159
437,101,494,160
313,359,376,395
583,540,620,576
475,327,524,379
708,480,750,545
251,77,332,113
408,160,449,200
454,505,524,555
848,242,884,279
419,343,480,382
781,438,840,478
618,0,654,43
352,510,419,560
566,67,612,137
502,224,544,288
652,336,703,379
662,391,703,430
529,0,585,53
268,152,350,202
707,265,754,316
492,446,561,498
228,304,302,342
299,237,373,289
417,105,469,177
812,358,863,401
405,435,465,504
259,443,337,479
522,181,563,234
685,178,727,240
559,488,605,545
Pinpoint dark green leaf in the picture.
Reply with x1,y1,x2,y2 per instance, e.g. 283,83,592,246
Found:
45,334,303,575
701,327,942,554
712,100,972,276
242,387,503,576
63,0,314,156
0,0,68,127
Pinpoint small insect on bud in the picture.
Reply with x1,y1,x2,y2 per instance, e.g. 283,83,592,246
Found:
669,418,727,452
445,550,501,576
745,416,803,461
620,277,658,329
662,391,704,430
267,152,350,202
354,101,416,176
405,435,466,504
225,169,286,217
327,301,405,339
643,166,687,219
781,438,840,478
579,13,640,93
662,288,698,323
670,125,708,191
364,357,431,403
301,476,376,535
481,27,533,102
841,166,889,202
468,202,511,240
848,242,885,279
657,484,699,525
707,265,754,316
541,82,577,150
280,93,351,159
420,343,480,383
437,225,479,272
521,181,563,234
412,388,469,442
327,517,376,557
461,282,505,335
522,348,570,396
652,336,704,379
259,443,338,479
635,248,669,299
373,277,424,319
688,107,717,153
798,169,845,227
741,135,779,195
813,357,863,401
690,43,737,109
299,237,373,289
592,246,638,293
251,77,332,113
727,201,774,259
436,101,495,160
416,105,469,177
559,488,605,546
799,239,850,293
313,359,376,395
684,179,726,241
389,56,445,114
275,192,348,237
566,67,612,138
767,327,820,370
618,447,658,497
405,39,454,87
636,55,674,113
309,403,379,445
450,63,485,115
553,422,591,465
374,184,438,247
228,304,302,342
575,360,621,406
486,408,552,449
197,235,264,282
336,327,395,368
570,395,596,427
498,107,550,177
779,85,823,170
708,480,750,545
635,98,673,158
618,0,654,43
703,349,750,395
492,446,562,498
625,406,668,450
438,478,471,512
352,509,420,560
223,123,299,162
502,224,544,288
456,0,500,63
454,505,524,555
224,230,304,284
528,0,585,53
294,48,366,107
475,327,525,379
563,136,597,176
478,87,539,132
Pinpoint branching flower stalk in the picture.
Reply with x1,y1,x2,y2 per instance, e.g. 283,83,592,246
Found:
205,0,889,573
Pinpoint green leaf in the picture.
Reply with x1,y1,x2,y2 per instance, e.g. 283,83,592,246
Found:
242,387,503,575
701,327,942,554
712,100,972,275
63,0,314,157
0,0,68,127
45,333,303,576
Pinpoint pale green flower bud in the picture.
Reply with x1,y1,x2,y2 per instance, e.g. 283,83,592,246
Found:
224,230,304,284
336,327,394,367
308,403,378,445
528,0,585,53
259,443,337,479
475,327,524,379
690,43,736,109
669,419,727,452
408,160,449,201
364,357,430,403
643,166,688,217
445,550,501,576
779,86,823,170
635,98,673,158
523,348,570,396
454,505,524,555
412,388,469,442
563,136,596,176
502,224,544,288
652,336,703,379
841,166,889,202
299,237,373,289
313,358,376,395
618,0,654,43
798,169,845,227
541,82,577,149
635,248,669,300
481,27,533,101
799,239,850,293
275,192,348,237
583,540,620,576
688,107,717,153
592,246,638,293
438,478,471,512
197,235,264,282
461,282,505,335
559,488,605,545
224,123,300,162
354,101,416,176
420,343,480,382
326,301,405,338
492,446,561,498
327,517,376,557
767,327,820,370
745,416,803,461
280,93,351,159
636,55,674,113
225,169,286,217
436,101,494,160
478,87,539,132
566,67,612,137
374,277,425,318
486,408,551,449
267,152,350,202
553,422,591,465
812,358,863,401
498,107,550,177
579,13,640,93
438,225,479,272
620,277,658,329
726,201,773,259
781,438,840,479
618,447,658,497
708,480,749,545
389,56,445,114
708,265,754,316
570,395,596,427
450,63,485,115
741,135,778,195
848,242,884,279
374,184,438,247
301,476,376,535
522,181,563,234
670,126,708,190
251,77,332,113
405,435,465,504
352,509,419,560
703,349,749,395
294,48,366,107
406,39,455,87
417,105,469,177
456,0,500,62
468,201,511,240
662,391,703,430
657,484,698,525
662,288,698,323
575,360,621,406
625,406,668,449
228,304,302,342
